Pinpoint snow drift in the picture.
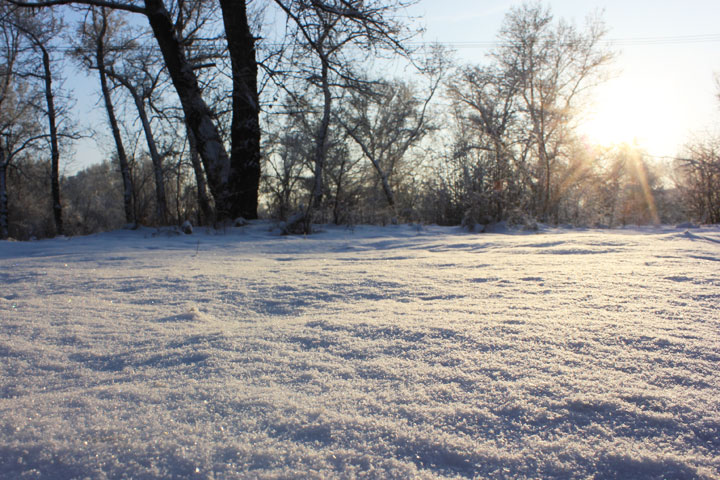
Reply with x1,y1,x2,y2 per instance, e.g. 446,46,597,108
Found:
1,223,718,479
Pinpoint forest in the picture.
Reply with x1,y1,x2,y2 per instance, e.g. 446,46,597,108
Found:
1,0,718,240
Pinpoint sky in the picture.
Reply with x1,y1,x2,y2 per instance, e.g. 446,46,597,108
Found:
411,0,720,160
70,0,720,172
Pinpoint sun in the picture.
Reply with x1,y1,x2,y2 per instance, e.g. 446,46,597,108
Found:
579,75,683,156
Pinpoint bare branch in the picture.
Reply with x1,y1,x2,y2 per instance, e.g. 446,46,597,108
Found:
6,0,145,14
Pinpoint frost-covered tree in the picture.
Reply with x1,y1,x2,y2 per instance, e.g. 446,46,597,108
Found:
338,68,441,219
62,160,124,234
262,112,313,221
0,6,46,240
447,64,527,227
271,0,420,229
493,3,613,221
105,44,170,225
438,3,612,227
676,137,720,224
73,7,136,225
10,8,71,236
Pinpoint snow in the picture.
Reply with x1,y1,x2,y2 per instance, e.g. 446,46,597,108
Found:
1,223,719,479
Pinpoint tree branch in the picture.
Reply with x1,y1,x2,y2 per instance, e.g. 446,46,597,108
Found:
6,0,146,14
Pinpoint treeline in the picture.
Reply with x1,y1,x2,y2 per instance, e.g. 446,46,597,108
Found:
0,1,717,240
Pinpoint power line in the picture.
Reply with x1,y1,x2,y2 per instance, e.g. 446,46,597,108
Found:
603,33,720,46
409,33,720,49
1,33,720,53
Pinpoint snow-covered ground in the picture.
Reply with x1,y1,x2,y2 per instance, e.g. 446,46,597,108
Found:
1,223,718,479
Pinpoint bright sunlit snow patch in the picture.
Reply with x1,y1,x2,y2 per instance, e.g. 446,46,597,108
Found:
1,223,718,479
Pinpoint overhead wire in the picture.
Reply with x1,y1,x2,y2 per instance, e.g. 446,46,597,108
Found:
0,32,719,53
406,33,720,49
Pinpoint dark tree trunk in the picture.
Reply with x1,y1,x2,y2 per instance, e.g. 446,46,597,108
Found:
40,44,63,236
219,0,261,220
0,148,8,240
96,25,134,225
142,0,235,220
308,57,332,216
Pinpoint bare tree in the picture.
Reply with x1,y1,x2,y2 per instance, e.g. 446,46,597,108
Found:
677,137,720,224
263,129,310,221
0,7,45,239
11,0,260,222
9,0,424,230
272,0,420,228
447,64,528,225
184,122,213,224
73,7,136,225
339,80,430,211
104,44,170,224
8,9,69,235
494,3,612,221
62,159,124,234
154,0,221,225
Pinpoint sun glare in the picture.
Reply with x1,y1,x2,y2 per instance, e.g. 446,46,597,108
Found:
580,76,683,156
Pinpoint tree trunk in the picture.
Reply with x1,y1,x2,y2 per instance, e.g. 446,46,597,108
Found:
493,138,504,221
131,88,167,224
312,57,332,211
543,148,551,219
40,44,63,236
219,0,261,220
0,148,8,240
142,0,235,221
96,30,134,225
185,123,213,225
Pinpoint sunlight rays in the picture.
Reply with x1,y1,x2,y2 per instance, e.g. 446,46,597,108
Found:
628,149,660,225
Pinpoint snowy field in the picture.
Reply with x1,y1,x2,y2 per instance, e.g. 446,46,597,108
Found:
1,223,719,479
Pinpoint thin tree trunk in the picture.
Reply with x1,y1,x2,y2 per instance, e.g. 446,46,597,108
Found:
332,158,348,225
39,44,63,236
543,149,551,219
96,26,134,225
534,133,552,221
493,139,504,220
343,125,395,208
174,157,181,222
0,149,8,240
104,59,169,225
131,88,167,224
219,0,261,220
704,166,714,223
142,0,234,221
312,57,332,211
185,123,213,224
